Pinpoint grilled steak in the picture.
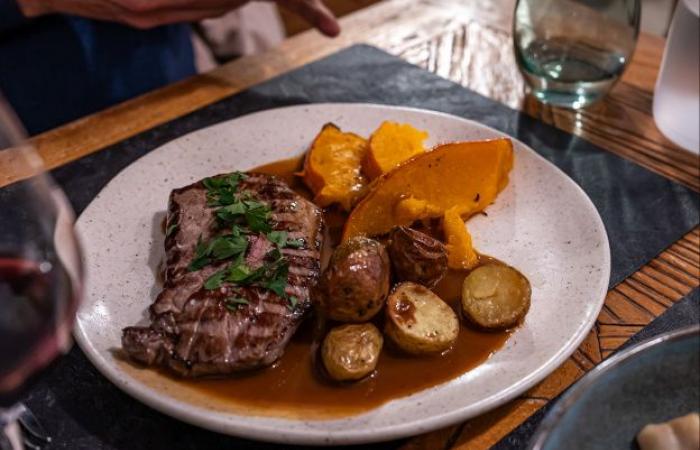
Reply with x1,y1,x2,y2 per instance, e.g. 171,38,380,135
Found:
122,172,324,377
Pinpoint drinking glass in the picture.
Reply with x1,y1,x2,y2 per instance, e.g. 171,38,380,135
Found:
0,94,83,449
513,0,641,108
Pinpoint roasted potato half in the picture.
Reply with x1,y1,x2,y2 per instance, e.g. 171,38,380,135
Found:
385,282,459,355
315,237,390,322
388,226,448,288
461,264,531,330
321,323,383,381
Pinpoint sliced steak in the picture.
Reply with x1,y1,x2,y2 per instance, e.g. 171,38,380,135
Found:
122,173,324,377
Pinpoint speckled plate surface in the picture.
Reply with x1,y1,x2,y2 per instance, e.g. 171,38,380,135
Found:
74,104,610,445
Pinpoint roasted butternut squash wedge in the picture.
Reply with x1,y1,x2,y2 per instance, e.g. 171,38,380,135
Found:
363,121,428,180
300,123,368,211
443,207,479,269
342,138,514,240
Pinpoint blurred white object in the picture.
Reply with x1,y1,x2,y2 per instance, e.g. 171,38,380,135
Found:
652,0,700,153
192,3,285,73
636,412,700,450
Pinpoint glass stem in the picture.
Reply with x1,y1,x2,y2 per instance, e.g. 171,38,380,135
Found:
0,405,24,450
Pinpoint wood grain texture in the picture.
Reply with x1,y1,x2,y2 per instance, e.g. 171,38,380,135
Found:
1,1,697,448
0,0,511,187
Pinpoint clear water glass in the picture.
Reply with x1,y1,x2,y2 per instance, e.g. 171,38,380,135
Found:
513,0,641,109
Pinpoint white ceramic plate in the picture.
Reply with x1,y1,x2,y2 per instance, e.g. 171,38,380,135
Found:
74,104,610,445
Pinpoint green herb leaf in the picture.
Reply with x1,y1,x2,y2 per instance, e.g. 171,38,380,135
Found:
224,254,267,284
267,230,288,247
210,235,248,260
165,223,179,238
230,224,244,237
204,172,247,206
202,177,225,190
262,261,289,297
224,296,249,311
216,200,247,222
244,201,272,233
266,247,283,262
188,236,212,271
204,270,226,290
285,238,304,249
266,231,304,249
288,295,298,311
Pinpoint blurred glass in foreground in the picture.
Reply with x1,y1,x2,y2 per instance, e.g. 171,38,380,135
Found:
0,94,83,449
513,0,640,109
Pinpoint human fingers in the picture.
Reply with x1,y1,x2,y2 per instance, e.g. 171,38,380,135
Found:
278,0,340,37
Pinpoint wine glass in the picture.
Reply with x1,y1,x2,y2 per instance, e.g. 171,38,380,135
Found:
0,94,83,449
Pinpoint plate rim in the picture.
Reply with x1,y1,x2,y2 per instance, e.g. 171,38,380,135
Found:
73,102,611,445
528,324,700,450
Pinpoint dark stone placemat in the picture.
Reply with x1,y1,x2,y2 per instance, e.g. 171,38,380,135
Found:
493,287,700,450
14,44,698,449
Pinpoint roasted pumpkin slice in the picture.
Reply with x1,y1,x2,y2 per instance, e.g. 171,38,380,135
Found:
300,123,368,211
342,138,513,240
443,207,479,269
363,121,428,180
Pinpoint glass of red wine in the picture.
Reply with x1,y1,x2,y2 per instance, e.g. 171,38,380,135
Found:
0,94,83,449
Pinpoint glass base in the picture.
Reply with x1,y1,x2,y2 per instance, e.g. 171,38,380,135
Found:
522,71,616,109
531,89,604,109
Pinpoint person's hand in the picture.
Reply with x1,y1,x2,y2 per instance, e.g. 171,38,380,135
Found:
17,0,340,36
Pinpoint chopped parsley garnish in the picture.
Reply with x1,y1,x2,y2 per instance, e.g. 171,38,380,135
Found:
210,235,248,259
187,234,248,271
266,230,304,249
165,223,179,237
285,238,304,249
204,173,247,206
243,201,272,233
188,237,211,271
224,297,249,311
190,171,299,310
261,262,289,298
203,270,226,290
266,230,288,247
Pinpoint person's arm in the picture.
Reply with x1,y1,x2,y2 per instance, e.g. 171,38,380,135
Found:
14,0,340,37
0,0,28,33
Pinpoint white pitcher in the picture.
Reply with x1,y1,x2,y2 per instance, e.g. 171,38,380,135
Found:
653,0,700,153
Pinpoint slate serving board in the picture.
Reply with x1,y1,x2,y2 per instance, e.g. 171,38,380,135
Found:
12,44,699,449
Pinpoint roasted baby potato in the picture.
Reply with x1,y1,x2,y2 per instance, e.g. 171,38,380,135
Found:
385,282,459,354
388,226,448,288
321,323,383,381
315,237,390,322
461,264,531,330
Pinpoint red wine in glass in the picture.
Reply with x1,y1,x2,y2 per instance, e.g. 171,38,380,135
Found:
0,256,78,407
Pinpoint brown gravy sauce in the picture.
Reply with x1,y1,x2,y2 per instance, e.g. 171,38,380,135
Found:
156,157,511,418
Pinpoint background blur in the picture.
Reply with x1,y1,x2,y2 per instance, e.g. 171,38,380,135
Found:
283,0,677,37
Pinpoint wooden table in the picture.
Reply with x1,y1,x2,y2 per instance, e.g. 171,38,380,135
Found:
3,1,699,448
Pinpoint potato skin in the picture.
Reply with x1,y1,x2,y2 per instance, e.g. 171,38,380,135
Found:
388,226,448,288
461,264,531,330
315,237,390,322
321,323,383,381
385,282,459,354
